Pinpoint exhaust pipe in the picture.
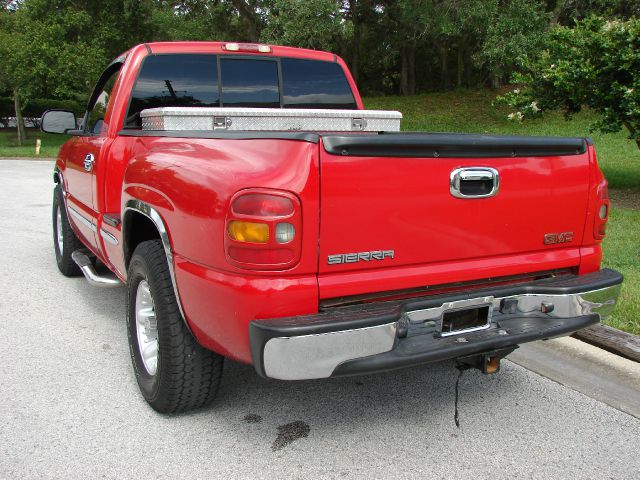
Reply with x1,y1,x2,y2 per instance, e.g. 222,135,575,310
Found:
71,250,121,288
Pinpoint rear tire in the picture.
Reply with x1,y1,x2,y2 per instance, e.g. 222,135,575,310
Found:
52,184,83,276
126,239,224,413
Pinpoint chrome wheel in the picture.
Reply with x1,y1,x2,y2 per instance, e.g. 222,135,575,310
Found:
56,205,64,254
135,280,158,376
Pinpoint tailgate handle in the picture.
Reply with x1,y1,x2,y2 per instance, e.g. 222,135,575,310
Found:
450,167,499,199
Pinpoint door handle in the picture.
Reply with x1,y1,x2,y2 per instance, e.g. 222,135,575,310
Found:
83,153,95,172
450,167,499,198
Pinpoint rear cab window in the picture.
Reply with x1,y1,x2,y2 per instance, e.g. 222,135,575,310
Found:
281,58,356,109
124,53,356,129
220,58,280,108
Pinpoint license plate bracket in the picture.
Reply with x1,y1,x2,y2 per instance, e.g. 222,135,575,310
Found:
438,297,494,337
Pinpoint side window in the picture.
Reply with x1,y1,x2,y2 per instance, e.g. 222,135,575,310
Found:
281,58,356,109
125,54,219,128
86,66,121,136
220,58,279,108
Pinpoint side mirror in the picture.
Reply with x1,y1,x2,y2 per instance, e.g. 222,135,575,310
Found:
40,109,77,134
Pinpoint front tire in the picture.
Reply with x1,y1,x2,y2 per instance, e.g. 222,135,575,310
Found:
126,240,224,413
52,184,83,276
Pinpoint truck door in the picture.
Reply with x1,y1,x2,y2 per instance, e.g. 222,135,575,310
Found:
65,62,122,253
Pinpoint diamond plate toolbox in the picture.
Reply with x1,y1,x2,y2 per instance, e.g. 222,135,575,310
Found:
140,107,402,132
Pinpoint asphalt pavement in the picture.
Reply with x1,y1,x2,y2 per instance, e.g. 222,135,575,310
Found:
1,159,639,479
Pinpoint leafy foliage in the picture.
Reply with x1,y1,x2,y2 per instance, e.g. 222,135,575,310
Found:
474,0,550,86
499,16,640,150
261,0,346,51
1,0,638,102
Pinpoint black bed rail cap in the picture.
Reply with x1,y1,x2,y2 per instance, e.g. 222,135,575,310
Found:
322,132,588,158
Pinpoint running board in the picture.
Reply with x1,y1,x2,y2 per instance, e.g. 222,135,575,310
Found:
71,250,122,288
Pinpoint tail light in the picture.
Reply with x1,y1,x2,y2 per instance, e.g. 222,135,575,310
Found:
593,179,609,239
225,189,301,270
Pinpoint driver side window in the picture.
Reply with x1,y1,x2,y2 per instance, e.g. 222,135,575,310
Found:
85,64,121,136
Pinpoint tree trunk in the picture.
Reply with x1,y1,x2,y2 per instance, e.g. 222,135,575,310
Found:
351,45,360,86
407,43,415,95
457,42,464,88
231,0,260,42
439,44,450,90
624,122,640,152
349,0,360,85
13,87,26,147
490,73,501,90
550,1,564,26
400,47,409,95
463,46,473,86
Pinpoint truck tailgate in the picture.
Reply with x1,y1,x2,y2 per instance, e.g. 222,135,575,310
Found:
318,133,591,298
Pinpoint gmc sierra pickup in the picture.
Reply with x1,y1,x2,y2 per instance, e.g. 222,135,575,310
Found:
41,41,623,413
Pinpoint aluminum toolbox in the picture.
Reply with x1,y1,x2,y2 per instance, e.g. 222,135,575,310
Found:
140,107,402,132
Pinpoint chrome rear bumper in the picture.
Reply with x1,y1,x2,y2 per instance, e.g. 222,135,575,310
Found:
250,269,622,380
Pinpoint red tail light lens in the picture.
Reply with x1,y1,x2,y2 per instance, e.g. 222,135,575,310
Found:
594,179,609,239
231,194,294,217
227,247,294,264
225,189,302,270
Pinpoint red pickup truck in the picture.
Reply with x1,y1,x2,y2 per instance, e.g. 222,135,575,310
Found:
42,42,622,413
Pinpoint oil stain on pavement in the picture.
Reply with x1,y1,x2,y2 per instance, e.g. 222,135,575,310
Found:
243,414,262,424
271,421,310,451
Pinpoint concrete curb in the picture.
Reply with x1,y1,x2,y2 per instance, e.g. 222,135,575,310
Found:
509,336,640,419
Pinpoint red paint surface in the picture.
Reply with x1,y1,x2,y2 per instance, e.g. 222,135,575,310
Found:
174,255,318,363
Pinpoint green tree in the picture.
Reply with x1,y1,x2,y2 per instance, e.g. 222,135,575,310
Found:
546,0,640,25
0,8,27,144
500,16,640,152
378,0,549,94
0,0,151,144
230,0,265,42
260,0,346,51
473,0,550,89
381,0,430,94
151,1,241,41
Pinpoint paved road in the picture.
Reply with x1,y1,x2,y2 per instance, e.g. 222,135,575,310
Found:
1,159,639,479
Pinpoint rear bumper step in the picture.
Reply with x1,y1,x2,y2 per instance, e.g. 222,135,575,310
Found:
71,250,121,288
249,269,623,380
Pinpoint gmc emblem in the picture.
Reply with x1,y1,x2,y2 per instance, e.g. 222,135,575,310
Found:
544,232,574,245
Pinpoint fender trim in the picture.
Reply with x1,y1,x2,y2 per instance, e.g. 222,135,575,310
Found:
123,199,191,333
53,167,74,231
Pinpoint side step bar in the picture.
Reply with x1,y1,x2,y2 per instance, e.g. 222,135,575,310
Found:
71,250,122,288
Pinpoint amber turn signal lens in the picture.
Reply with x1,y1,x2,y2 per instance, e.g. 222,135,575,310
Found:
228,221,269,243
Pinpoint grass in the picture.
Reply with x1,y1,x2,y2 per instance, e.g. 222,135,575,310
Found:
2,90,638,334
601,208,640,335
0,128,68,158
366,89,639,335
